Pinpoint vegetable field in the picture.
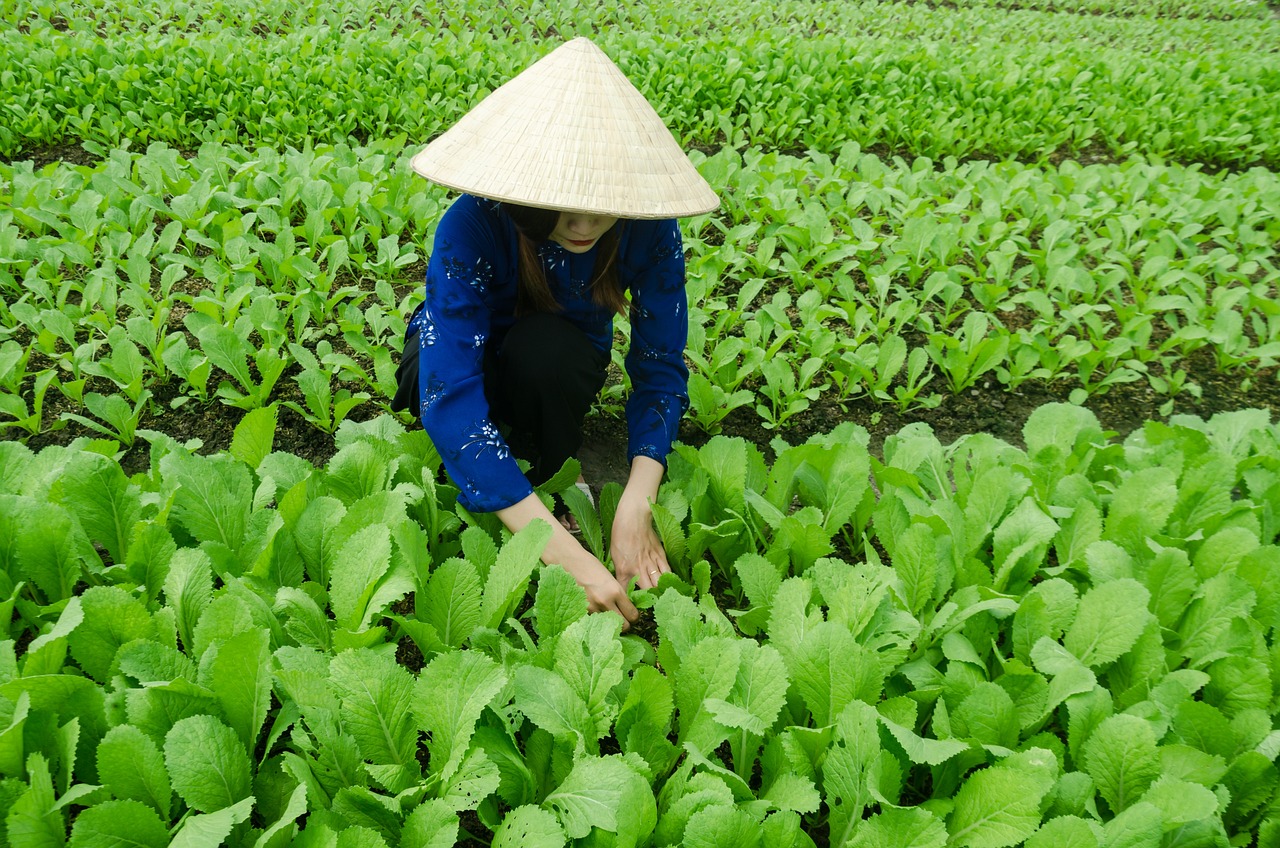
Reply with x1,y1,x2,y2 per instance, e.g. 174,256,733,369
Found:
2,0,1280,846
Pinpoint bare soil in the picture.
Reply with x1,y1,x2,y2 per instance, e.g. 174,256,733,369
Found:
16,349,1277,488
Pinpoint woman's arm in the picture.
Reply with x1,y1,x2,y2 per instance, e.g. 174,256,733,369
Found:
611,219,689,590
496,493,639,628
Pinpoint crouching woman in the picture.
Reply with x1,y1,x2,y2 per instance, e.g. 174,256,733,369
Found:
391,38,718,627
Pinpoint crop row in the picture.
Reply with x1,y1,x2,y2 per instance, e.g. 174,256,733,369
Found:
3,141,1278,439
914,0,1275,19
7,0,1278,38
0,403,1276,844
3,0,1279,166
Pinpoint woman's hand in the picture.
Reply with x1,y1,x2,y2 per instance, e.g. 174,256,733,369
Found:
610,455,670,591
496,491,638,629
611,494,669,590
558,543,639,625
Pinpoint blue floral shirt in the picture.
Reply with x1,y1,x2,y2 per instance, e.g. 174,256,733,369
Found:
416,195,689,513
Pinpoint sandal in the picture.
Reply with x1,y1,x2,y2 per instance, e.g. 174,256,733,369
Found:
557,480,595,536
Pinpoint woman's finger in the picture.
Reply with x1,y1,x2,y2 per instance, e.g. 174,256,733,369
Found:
613,591,639,624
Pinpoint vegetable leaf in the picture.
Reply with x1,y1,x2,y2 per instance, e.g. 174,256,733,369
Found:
164,714,253,813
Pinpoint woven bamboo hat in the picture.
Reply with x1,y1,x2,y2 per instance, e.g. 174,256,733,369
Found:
410,38,718,219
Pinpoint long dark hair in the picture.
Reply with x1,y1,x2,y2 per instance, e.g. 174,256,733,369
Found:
501,203,627,316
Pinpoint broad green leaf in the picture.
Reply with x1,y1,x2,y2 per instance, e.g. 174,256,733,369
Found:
991,498,1058,592
1159,745,1227,788
331,784,402,840
230,405,278,470
760,810,812,848
210,627,271,755
67,585,157,682
544,756,650,840
1171,701,1237,760
415,650,507,784
683,804,760,848
1105,468,1177,555
329,525,393,632
164,714,253,812
849,806,947,848
761,772,820,815
1024,815,1100,848
1142,546,1197,630
492,804,564,848
1030,638,1096,715
554,614,625,738
1062,579,1151,667
68,799,170,848
1012,578,1078,666
420,557,483,648
731,552,782,635
0,690,28,777
892,523,939,616
14,500,89,603
707,640,788,737
675,637,740,754
162,450,253,554
294,496,346,586
1139,776,1218,827
191,593,254,658
124,681,218,743
533,565,587,640
654,772,735,847
514,666,595,751
1100,801,1162,848
252,781,308,848
952,683,1019,749
1024,404,1100,458
5,753,60,848
168,796,254,848
97,724,171,819
824,701,882,846
438,746,499,811
1203,655,1271,717
324,441,391,505
792,621,882,726
164,548,213,656
880,714,970,766
275,586,331,651
654,589,706,677
616,666,676,774
994,667,1048,732
474,725,537,808
1084,715,1160,813
329,649,417,769
24,595,83,670
1223,751,1278,828
399,799,458,848
57,453,141,565
947,763,1053,848
482,520,552,629
125,522,177,603
1191,526,1258,581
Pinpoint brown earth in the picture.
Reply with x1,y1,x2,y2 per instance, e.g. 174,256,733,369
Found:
16,348,1277,488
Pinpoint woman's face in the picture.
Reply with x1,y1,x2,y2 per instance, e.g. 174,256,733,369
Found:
549,212,619,253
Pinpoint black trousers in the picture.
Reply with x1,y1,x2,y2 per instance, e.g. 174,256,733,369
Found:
393,309,608,487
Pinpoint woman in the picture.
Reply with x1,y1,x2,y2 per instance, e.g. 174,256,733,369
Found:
392,38,718,626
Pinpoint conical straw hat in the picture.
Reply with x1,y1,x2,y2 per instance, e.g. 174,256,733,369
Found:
410,38,719,219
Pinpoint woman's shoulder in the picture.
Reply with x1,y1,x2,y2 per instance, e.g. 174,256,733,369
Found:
621,218,683,263
439,194,507,232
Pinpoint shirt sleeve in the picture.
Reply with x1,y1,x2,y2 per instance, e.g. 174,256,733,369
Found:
624,220,690,466
417,201,533,513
